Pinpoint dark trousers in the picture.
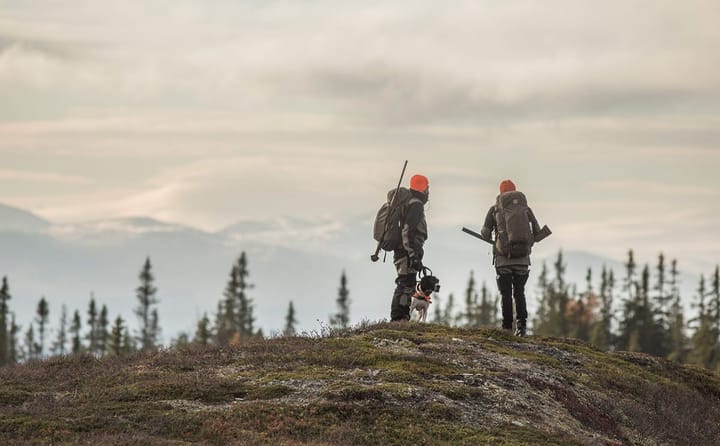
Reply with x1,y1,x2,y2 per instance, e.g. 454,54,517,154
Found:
390,248,421,321
391,273,416,321
496,266,529,329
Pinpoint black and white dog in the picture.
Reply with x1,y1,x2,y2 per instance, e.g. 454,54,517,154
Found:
410,270,440,322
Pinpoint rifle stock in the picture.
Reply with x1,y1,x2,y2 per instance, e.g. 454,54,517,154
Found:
534,225,552,243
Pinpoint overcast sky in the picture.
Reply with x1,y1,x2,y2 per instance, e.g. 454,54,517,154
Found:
1,0,720,273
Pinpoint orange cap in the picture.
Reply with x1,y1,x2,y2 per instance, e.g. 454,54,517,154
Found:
499,179,516,193
410,174,429,192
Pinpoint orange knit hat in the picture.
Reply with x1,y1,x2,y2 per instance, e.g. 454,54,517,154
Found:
410,174,429,192
499,179,516,193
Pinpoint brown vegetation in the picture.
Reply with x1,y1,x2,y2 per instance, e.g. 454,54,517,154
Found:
1,322,719,445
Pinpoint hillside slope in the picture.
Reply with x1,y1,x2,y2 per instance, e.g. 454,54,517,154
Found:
1,323,719,445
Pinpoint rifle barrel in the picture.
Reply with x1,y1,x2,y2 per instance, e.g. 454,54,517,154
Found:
461,227,493,244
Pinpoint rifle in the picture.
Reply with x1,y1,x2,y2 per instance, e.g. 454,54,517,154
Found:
462,225,552,244
534,225,552,243
371,160,408,262
461,226,493,244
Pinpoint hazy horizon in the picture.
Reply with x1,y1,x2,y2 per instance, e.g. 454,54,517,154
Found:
0,198,709,342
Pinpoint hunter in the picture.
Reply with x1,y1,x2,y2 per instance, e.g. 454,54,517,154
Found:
480,179,542,336
390,174,429,321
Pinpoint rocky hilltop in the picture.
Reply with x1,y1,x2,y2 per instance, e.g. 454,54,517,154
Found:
1,322,719,445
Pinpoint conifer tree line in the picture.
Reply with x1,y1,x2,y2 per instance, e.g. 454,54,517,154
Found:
431,270,499,327
0,257,159,365
3,247,717,372
432,250,720,372
0,249,355,366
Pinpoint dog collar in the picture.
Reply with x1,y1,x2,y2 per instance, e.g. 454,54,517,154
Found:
413,284,432,302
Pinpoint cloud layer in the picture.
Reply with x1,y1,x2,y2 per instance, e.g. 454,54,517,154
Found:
1,0,720,272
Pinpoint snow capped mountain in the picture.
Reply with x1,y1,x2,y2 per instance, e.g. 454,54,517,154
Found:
0,203,51,233
219,216,364,252
48,216,210,243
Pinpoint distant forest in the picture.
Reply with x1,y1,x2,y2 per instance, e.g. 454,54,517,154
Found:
1,249,718,372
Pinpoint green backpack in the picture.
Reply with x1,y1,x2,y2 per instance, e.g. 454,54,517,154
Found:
373,187,415,252
494,191,533,258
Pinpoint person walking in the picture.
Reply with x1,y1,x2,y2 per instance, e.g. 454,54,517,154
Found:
390,174,429,321
480,179,542,336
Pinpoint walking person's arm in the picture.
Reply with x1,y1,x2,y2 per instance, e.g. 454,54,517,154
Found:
402,202,424,268
480,206,495,241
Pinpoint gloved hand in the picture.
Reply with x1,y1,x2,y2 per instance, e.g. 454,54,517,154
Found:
408,255,423,271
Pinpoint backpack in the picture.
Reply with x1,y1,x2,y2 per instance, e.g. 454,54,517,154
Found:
373,187,415,252
494,191,533,258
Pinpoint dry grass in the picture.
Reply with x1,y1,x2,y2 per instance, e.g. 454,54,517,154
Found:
1,322,718,445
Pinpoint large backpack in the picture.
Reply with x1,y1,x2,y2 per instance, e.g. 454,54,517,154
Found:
494,191,533,258
373,187,414,252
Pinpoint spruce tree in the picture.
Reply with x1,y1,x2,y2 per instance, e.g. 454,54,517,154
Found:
237,253,255,338
284,301,298,336
568,268,597,342
171,333,190,348
537,251,571,337
150,309,160,348
98,305,110,356
652,253,673,357
330,271,351,329
213,301,230,346
109,316,124,356
625,264,649,353
52,305,68,356
432,294,443,323
710,266,720,343
463,271,479,327
623,249,637,301
9,313,20,364
636,264,658,354
86,295,98,355
443,293,456,326
24,324,39,361
35,297,50,357
555,252,569,334
590,266,614,350
617,250,639,351
688,274,716,369
70,310,82,354
217,266,239,345
0,276,11,366
134,257,159,351
532,262,551,335
194,313,211,345
477,282,497,327
122,326,134,353
667,259,687,362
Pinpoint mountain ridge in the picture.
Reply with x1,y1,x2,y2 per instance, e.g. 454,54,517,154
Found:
0,202,704,341
0,203,51,233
